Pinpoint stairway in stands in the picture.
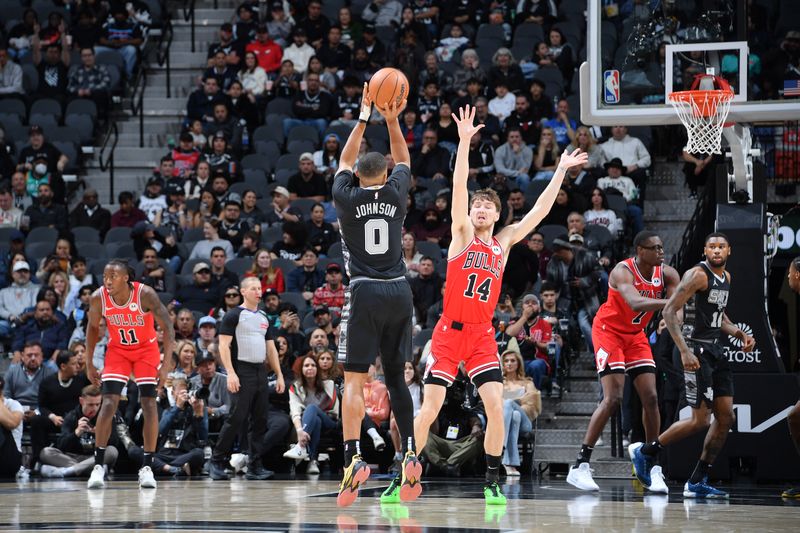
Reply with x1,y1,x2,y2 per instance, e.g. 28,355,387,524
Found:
535,161,694,479
82,1,229,206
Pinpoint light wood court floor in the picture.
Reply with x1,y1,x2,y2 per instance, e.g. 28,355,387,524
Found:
1,477,800,532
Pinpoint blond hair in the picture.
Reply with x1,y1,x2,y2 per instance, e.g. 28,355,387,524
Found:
470,188,501,212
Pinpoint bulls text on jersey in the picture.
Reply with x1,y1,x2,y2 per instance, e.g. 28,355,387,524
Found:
106,314,146,328
461,250,502,279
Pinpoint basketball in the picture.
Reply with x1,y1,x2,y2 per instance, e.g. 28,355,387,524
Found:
368,68,409,109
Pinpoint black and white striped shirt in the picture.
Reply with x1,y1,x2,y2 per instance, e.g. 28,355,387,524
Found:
219,306,273,364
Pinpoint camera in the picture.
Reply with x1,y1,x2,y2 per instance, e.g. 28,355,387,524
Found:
188,381,210,401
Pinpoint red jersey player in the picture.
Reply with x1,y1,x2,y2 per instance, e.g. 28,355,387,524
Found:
567,231,679,493
412,105,588,505
85,260,175,490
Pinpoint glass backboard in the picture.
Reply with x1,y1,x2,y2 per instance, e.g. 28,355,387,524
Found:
580,0,800,126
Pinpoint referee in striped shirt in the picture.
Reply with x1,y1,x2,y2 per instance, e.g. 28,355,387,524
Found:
209,277,285,480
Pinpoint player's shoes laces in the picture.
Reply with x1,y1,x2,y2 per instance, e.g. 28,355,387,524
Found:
138,466,157,489
337,454,370,507
380,475,402,504
567,462,600,491
628,442,652,487
683,477,728,499
648,465,668,494
782,487,800,498
483,481,507,505
87,465,106,489
399,450,423,502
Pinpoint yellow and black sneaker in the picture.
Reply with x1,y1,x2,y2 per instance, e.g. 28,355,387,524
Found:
337,454,370,508
781,487,800,499
399,451,423,502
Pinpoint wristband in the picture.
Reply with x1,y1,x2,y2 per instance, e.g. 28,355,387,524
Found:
359,104,371,122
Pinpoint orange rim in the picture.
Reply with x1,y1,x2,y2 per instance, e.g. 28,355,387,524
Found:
668,89,734,118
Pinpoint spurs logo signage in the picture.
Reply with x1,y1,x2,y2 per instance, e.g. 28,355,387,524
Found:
679,404,794,433
724,322,762,364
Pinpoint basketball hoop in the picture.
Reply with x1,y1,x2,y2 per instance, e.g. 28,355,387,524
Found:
668,76,734,154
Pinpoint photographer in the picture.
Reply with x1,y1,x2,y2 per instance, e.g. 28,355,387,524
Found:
39,385,119,478
276,303,306,358
128,377,207,476
505,294,558,391
190,352,230,434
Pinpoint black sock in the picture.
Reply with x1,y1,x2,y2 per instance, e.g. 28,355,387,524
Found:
641,439,662,457
344,439,360,465
689,460,712,484
143,452,153,469
575,444,593,467
94,447,105,466
485,454,501,483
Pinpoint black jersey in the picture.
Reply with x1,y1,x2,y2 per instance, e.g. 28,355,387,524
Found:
332,163,410,280
689,261,730,343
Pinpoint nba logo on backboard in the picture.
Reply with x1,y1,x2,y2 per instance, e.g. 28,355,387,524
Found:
604,70,620,104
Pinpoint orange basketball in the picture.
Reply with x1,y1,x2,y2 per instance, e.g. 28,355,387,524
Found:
368,68,409,109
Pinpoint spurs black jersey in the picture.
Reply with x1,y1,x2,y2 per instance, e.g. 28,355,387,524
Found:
689,261,730,343
332,164,410,280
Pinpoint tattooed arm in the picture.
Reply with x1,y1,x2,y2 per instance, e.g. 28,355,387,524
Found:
663,267,708,371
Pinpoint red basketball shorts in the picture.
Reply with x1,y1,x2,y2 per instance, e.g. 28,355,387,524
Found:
102,345,162,386
592,321,655,377
425,316,500,385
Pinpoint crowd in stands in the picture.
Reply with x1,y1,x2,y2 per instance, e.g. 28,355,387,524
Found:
1,0,797,480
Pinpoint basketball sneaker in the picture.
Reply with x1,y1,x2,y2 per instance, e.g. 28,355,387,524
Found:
567,462,600,491
337,454,370,507
648,465,668,494
683,477,729,499
782,487,800,498
138,466,157,489
87,464,106,489
380,475,402,504
628,442,652,487
483,481,507,505
399,450,422,502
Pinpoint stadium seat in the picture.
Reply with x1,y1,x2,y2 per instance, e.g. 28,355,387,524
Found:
254,125,284,147
225,257,252,278
104,226,132,244
327,242,342,258
52,141,79,172
229,182,252,199
606,194,628,221
65,114,95,145
253,140,280,161
267,98,293,117
26,226,58,243
287,124,320,145
413,328,434,353
537,224,567,248
0,98,26,123
242,153,274,174
0,113,23,130
271,258,298,277
71,226,101,243
375,25,397,48
244,172,268,193
21,64,38,93
280,291,309,311
476,23,506,44
514,23,545,44
274,169,293,186
275,153,298,173
286,139,316,155
157,292,174,307
30,99,63,122
181,227,205,244
291,198,317,219
260,225,283,248
66,99,98,120
364,124,389,143
109,242,137,260
95,50,125,75
416,241,444,261
28,114,58,131
75,242,107,260
25,241,53,263
181,258,207,276
324,124,352,141
525,181,549,203
0,227,18,244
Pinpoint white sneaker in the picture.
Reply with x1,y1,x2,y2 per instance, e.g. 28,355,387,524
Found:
283,444,309,461
138,466,157,489
648,465,669,494
229,453,248,474
566,462,600,491
504,465,521,477
306,460,320,475
203,446,212,459
371,433,386,452
40,465,65,478
644,494,668,526
87,464,106,489
317,453,330,463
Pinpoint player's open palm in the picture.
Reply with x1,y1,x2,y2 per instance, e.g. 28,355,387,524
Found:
452,105,484,140
559,148,589,170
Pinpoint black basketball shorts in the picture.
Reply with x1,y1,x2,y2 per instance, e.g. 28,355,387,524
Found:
683,341,734,409
337,277,413,373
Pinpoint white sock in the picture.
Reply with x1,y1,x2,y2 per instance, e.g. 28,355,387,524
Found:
62,466,76,477
367,428,381,440
394,452,403,461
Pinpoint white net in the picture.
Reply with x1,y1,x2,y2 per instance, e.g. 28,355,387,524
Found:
668,90,734,154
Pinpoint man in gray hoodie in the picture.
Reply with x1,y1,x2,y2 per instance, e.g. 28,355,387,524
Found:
0,260,39,340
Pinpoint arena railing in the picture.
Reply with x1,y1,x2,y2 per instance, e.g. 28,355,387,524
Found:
99,122,119,205
130,67,148,148
752,121,800,191
670,179,718,275
156,14,174,98
183,0,196,53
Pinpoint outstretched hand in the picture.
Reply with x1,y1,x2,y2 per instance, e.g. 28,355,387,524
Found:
360,82,372,116
376,98,407,122
558,148,589,170
452,105,484,141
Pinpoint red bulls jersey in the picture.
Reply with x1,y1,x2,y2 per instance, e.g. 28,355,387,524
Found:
595,258,665,334
443,236,504,324
100,282,158,351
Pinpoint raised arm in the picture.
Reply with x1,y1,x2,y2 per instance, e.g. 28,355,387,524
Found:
377,98,410,168
497,149,588,247
611,264,667,312
663,267,707,370
449,105,484,255
337,83,372,174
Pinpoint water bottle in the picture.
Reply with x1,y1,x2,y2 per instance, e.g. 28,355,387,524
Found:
167,136,176,150
547,341,557,359
241,127,249,150
553,95,559,114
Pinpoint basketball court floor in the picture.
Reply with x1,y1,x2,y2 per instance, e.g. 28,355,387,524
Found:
2,475,799,532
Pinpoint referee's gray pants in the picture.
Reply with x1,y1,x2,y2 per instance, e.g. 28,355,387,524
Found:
212,361,268,464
